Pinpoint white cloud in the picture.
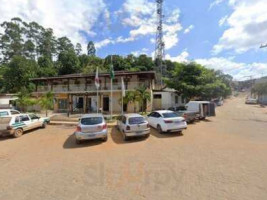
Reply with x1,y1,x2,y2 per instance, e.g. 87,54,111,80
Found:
209,0,225,10
131,48,149,56
219,15,228,26
0,0,109,53
117,0,182,50
195,57,267,80
184,25,194,34
95,36,136,49
166,50,190,63
213,0,267,54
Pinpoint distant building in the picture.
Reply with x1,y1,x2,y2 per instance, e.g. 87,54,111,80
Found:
152,88,186,110
0,94,18,109
31,71,156,114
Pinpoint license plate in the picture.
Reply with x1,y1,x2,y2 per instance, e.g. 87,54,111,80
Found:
88,134,96,137
136,131,143,134
175,121,181,124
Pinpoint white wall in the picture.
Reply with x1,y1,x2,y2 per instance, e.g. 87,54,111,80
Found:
153,91,185,110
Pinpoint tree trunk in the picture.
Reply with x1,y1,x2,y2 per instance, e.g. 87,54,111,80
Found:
46,109,48,117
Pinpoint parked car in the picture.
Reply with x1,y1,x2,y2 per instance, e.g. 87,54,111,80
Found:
213,98,224,106
117,114,150,141
74,114,108,144
168,106,198,123
0,109,20,117
0,113,50,138
245,98,258,104
185,101,216,120
147,110,187,134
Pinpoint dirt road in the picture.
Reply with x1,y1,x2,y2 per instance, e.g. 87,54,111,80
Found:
1,94,267,200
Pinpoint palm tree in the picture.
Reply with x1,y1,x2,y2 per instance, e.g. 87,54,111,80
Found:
38,91,54,117
123,90,139,113
136,85,151,113
16,89,36,112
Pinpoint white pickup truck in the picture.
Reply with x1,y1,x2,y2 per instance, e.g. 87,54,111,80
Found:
0,113,50,138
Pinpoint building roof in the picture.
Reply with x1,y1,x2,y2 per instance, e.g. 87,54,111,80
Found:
30,71,156,82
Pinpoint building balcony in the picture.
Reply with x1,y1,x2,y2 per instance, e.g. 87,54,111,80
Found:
36,81,151,93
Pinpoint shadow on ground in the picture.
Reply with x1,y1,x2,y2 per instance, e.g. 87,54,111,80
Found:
63,134,104,149
150,128,184,138
110,127,148,144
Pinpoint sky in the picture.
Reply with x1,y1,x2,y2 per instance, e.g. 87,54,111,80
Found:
1,0,267,80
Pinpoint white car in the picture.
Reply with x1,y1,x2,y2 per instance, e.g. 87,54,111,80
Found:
0,109,20,117
74,114,108,144
245,98,258,104
0,113,50,138
117,114,150,141
147,110,187,134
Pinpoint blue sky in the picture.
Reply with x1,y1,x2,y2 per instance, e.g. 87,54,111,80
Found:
1,0,267,80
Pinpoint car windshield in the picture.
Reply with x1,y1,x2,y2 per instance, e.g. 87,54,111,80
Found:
128,117,145,125
81,117,103,125
0,111,9,117
162,112,178,118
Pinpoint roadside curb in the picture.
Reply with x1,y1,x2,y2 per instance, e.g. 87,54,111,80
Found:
49,121,116,128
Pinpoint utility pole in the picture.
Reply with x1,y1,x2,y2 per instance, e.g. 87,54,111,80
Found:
155,0,165,87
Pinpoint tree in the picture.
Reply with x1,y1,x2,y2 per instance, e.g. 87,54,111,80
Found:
75,43,82,55
57,50,80,75
38,28,57,60
166,62,232,100
3,56,38,93
123,90,140,113
37,56,57,77
136,85,151,113
0,17,25,62
87,41,96,56
16,89,37,112
57,36,75,53
38,91,54,116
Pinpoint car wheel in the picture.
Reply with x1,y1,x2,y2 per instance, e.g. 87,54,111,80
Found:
102,135,108,142
123,132,128,141
145,133,150,138
42,121,47,129
157,125,163,134
76,139,81,145
13,128,23,138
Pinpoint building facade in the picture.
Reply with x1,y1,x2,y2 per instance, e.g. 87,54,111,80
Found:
153,88,186,110
31,71,156,114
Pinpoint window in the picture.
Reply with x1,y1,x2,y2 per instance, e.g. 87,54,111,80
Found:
11,110,20,115
81,117,103,125
154,112,161,118
128,117,145,125
15,117,20,123
162,112,178,118
29,114,39,120
122,116,127,124
0,111,9,117
20,115,30,122
153,94,162,99
175,96,179,104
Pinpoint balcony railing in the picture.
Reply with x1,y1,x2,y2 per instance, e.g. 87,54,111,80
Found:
36,82,150,93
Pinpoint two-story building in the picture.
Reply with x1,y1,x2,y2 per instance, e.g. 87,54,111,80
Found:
31,71,156,114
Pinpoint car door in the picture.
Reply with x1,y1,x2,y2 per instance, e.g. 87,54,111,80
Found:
153,112,162,127
121,116,127,132
19,115,33,131
147,112,155,127
29,114,42,128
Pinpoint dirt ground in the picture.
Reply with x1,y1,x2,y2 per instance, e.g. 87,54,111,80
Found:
1,94,267,200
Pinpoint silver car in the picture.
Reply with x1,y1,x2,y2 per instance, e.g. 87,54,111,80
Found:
117,114,150,141
74,114,108,144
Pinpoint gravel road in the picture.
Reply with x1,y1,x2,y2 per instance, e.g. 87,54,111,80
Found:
1,94,267,200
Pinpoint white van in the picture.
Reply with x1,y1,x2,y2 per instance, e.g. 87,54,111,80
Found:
185,101,216,120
